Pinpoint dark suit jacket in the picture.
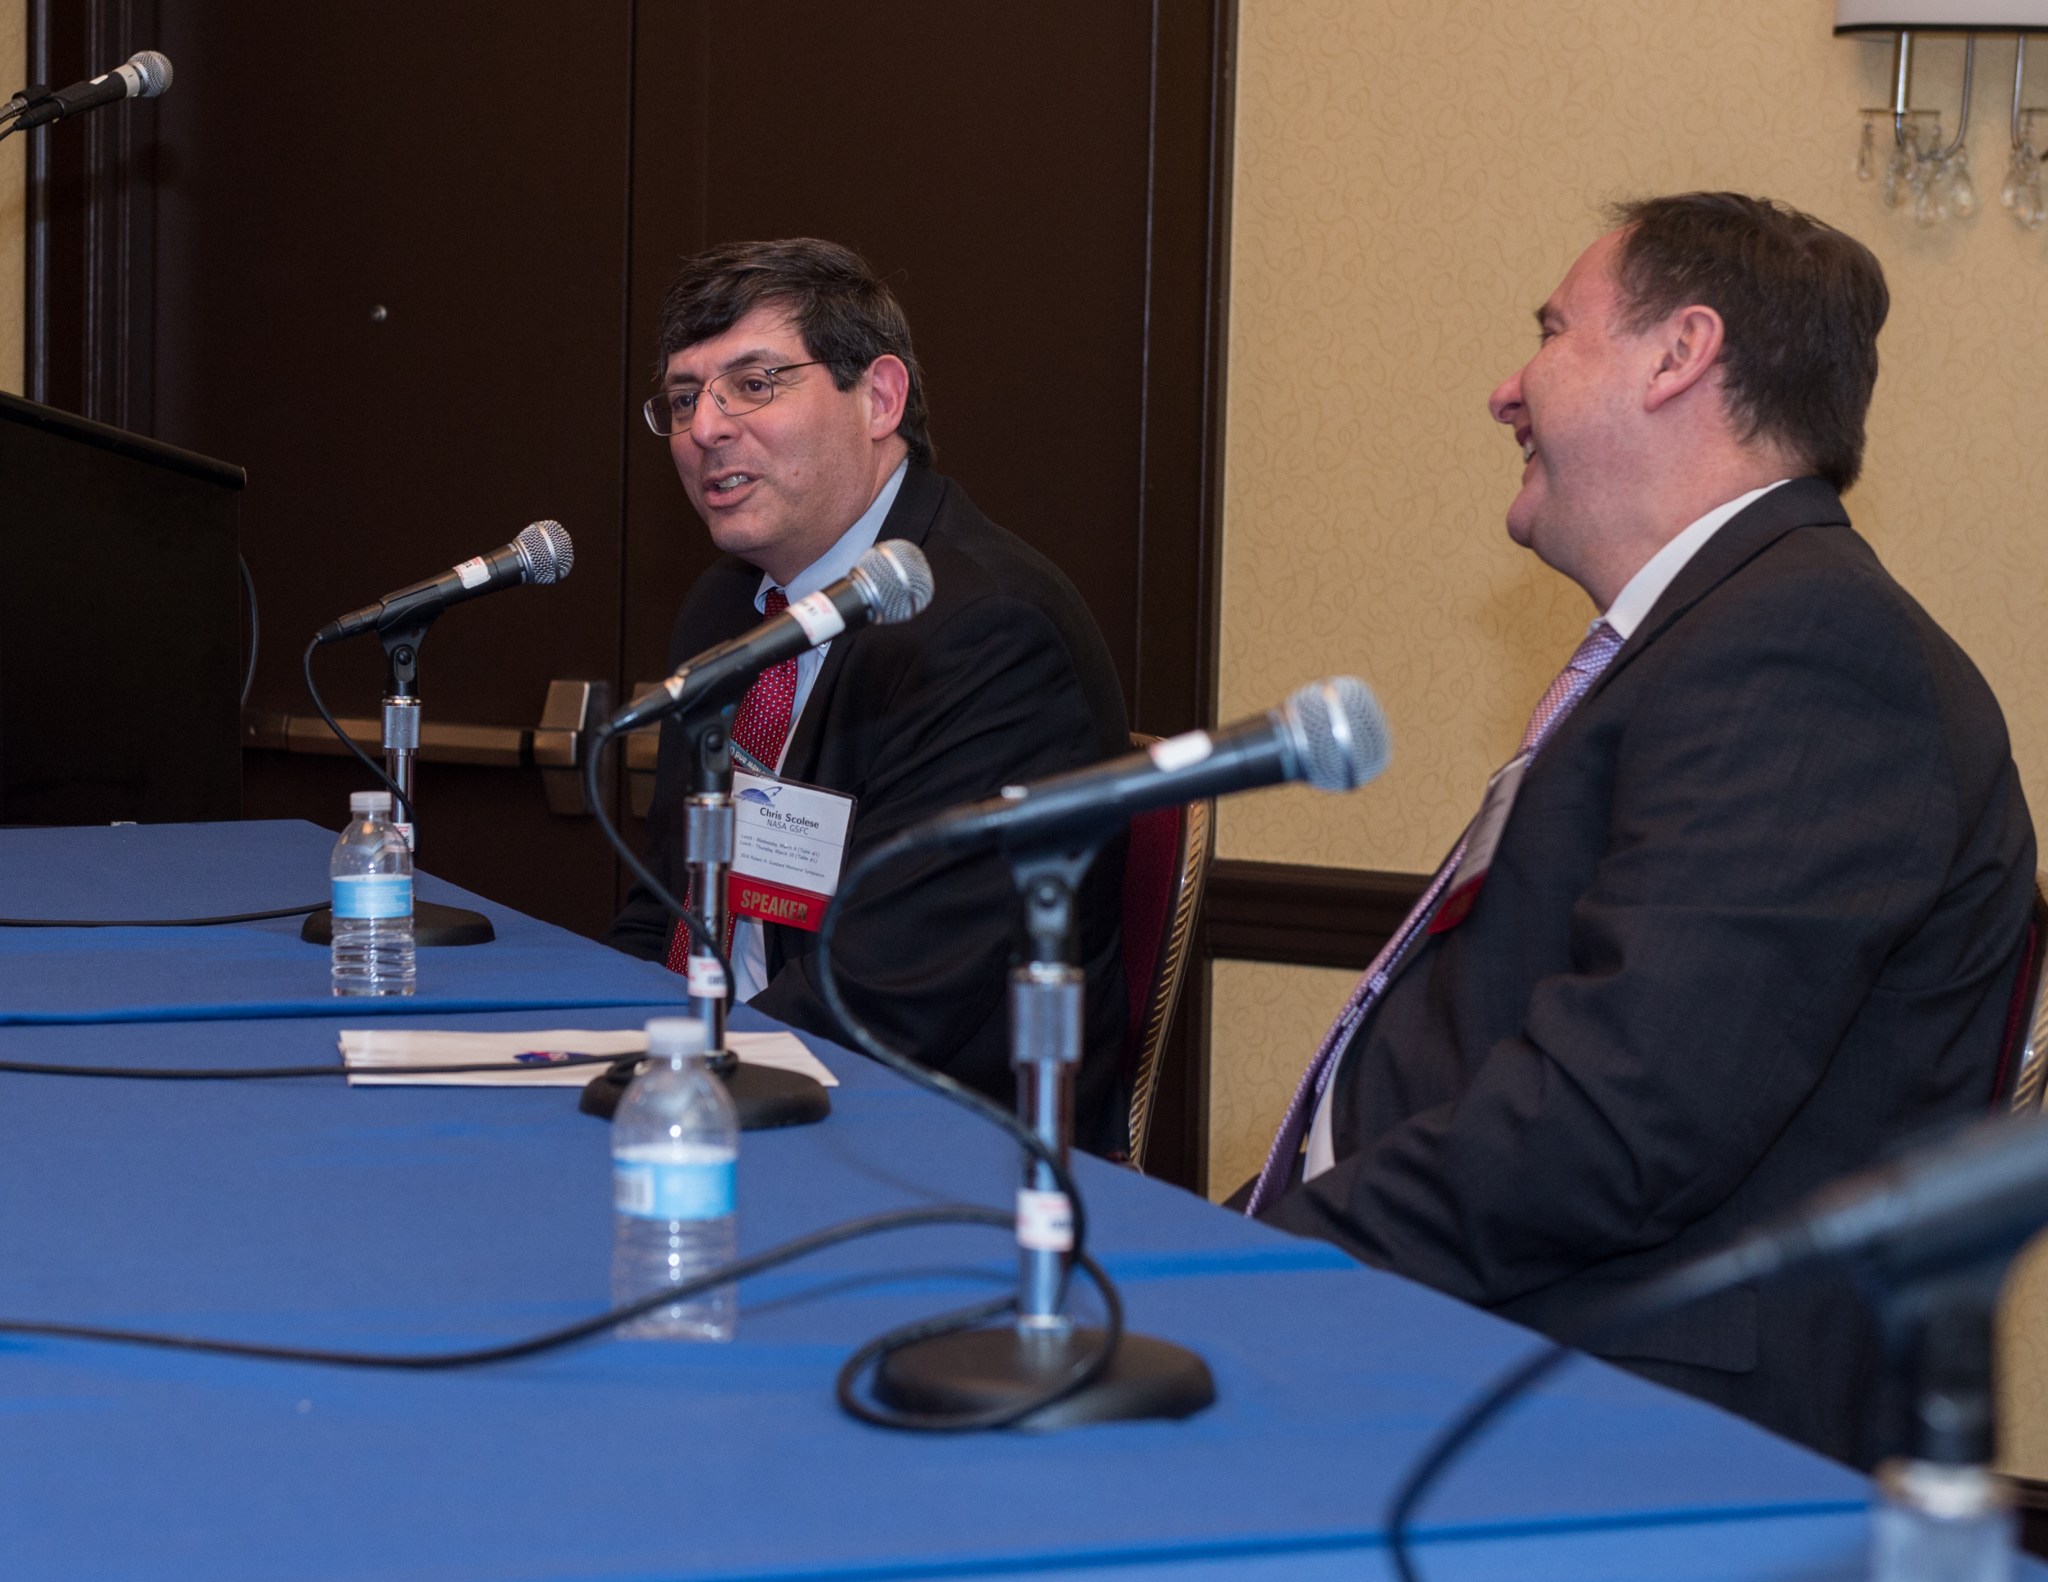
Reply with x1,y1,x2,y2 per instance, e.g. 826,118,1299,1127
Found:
1262,478,2037,1466
609,466,1132,1152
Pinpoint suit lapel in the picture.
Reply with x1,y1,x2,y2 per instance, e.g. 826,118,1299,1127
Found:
1582,477,1848,705
763,466,946,980
778,465,946,785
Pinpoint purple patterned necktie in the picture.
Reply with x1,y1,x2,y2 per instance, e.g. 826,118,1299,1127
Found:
1243,619,1625,1215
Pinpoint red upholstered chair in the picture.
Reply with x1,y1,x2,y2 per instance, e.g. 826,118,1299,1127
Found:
1992,877,2048,1115
1118,734,1215,1170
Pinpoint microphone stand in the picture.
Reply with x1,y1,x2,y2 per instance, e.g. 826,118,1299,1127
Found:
1870,1263,2016,1582
871,844,1214,1426
299,617,494,948
674,702,829,1131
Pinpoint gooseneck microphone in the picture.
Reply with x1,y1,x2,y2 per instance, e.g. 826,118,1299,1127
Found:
1636,1113,2048,1312
900,676,1391,854
316,521,574,643
6,51,172,133
605,539,934,734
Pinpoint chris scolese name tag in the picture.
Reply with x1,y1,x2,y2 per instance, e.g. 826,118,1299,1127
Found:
727,770,856,934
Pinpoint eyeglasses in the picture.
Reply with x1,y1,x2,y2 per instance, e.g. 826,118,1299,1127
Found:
642,361,824,435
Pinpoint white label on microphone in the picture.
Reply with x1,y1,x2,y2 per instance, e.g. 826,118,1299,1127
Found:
1148,730,1214,773
454,556,493,590
786,591,846,645
685,955,728,999
1016,1189,1074,1252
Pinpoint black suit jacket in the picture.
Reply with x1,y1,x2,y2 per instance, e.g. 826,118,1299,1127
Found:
609,466,1132,1152
1262,479,2037,1465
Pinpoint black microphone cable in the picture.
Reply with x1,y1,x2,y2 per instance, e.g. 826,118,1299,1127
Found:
582,723,736,1003
0,904,324,928
1381,1228,1856,1582
811,825,1124,1431
0,1206,1040,1371
302,634,417,827
238,552,261,708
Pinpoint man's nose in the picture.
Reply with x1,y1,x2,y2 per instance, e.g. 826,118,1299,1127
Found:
687,393,740,447
1487,368,1524,427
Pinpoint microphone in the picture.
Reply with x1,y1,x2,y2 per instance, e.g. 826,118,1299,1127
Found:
9,51,172,132
606,539,934,734
903,677,1391,854
1658,1114,2048,1304
316,520,574,643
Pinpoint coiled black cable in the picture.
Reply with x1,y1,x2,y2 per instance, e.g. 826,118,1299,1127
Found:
812,826,1123,1431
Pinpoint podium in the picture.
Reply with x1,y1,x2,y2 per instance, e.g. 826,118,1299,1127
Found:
0,393,244,824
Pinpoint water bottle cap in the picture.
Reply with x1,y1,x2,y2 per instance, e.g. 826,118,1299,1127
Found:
644,1017,708,1058
350,790,393,815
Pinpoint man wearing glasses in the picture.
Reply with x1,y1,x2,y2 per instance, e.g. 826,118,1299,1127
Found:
608,238,1132,1154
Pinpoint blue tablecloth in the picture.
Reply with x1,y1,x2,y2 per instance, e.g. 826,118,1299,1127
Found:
0,1008,1882,1582
0,821,691,1023
0,822,2010,1581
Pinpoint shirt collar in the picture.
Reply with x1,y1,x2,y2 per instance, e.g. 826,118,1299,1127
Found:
1598,478,1790,640
755,460,911,611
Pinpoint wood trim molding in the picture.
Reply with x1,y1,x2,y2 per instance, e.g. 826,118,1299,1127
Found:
1126,0,1237,1195
1202,858,1429,970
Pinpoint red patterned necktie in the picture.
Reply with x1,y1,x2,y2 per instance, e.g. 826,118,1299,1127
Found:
665,587,801,973
1243,620,1625,1214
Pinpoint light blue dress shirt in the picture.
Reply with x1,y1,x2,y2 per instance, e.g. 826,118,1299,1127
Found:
732,459,909,998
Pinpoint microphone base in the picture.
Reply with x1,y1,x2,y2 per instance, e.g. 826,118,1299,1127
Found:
872,1324,1215,1430
299,901,495,948
579,1055,831,1131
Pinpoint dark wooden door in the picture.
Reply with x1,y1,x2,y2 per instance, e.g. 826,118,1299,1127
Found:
29,0,1233,1183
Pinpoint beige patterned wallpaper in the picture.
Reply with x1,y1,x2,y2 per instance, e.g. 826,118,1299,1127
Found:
0,0,21,396
1216,0,2048,1473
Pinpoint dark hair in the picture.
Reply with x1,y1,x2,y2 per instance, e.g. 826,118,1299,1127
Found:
654,238,934,468
1604,193,1888,492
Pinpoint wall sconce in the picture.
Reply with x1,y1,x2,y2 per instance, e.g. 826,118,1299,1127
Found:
1837,0,2048,227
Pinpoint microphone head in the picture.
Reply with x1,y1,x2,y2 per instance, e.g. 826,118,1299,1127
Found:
512,520,574,585
849,539,935,625
1281,677,1390,792
125,51,173,97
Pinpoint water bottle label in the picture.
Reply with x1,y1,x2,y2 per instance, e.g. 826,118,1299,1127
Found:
333,873,413,920
614,1157,735,1220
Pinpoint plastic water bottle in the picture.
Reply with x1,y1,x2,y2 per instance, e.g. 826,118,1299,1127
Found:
611,1016,738,1340
329,790,416,997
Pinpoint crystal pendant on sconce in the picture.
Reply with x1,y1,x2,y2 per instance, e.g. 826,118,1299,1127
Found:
1946,150,1978,217
1883,141,1912,206
1858,115,1877,179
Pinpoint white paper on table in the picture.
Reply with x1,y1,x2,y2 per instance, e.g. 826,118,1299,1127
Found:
338,1027,837,1088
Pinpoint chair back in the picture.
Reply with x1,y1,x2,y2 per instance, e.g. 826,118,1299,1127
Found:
1994,877,2048,1114
1120,734,1215,1170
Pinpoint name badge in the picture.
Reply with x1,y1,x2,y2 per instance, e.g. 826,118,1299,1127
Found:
725,770,856,933
1428,752,1529,934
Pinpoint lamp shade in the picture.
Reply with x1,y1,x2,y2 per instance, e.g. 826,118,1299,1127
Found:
1836,0,2048,30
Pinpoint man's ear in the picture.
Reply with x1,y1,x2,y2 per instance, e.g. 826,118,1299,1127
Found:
863,354,911,440
1642,305,1725,414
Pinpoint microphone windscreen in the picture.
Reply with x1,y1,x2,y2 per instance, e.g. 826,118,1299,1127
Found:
1285,677,1390,792
854,539,934,625
127,51,173,96
514,520,574,584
